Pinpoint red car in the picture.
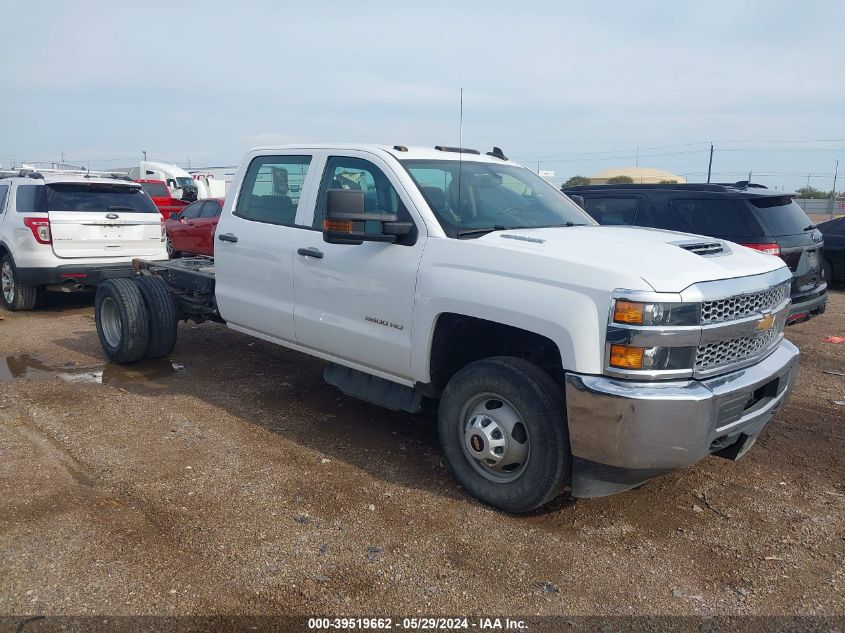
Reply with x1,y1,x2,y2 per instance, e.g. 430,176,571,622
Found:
164,197,225,258
136,179,189,220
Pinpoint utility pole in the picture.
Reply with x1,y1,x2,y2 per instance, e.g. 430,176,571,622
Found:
142,150,147,163
706,143,714,183
830,159,839,218
537,161,541,174
635,146,639,167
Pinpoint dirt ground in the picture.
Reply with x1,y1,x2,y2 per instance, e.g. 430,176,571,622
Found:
0,287,843,624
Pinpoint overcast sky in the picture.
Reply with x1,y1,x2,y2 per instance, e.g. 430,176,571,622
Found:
1,0,842,190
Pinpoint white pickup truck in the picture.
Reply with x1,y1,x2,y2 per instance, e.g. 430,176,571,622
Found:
92,144,800,513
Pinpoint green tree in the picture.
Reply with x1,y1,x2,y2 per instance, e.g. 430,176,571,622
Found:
795,186,830,199
658,179,678,184
563,175,591,187
607,175,634,184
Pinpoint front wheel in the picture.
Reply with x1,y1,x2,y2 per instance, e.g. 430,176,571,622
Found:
822,259,833,285
166,236,180,259
438,356,571,513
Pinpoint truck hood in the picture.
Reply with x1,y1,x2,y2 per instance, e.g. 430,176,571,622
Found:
474,226,787,293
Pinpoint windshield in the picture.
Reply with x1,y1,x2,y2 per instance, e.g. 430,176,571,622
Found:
401,160,595,237
140,182,170,197
175,177,195,188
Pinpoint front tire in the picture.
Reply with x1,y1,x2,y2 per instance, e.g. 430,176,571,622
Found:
438,356,571,513
166,236,180,259
95,278,150,363
822,259,833,285
0,255,37,311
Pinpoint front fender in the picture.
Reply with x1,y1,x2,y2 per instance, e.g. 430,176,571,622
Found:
411,264,608,383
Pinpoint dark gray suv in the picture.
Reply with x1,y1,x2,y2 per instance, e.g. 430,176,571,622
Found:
563,183,827,324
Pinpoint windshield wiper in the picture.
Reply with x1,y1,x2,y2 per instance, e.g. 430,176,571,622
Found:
456,225,507,238
108,206,136,212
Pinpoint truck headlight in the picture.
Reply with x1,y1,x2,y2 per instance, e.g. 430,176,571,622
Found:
609,344,697,370
613,300,699,326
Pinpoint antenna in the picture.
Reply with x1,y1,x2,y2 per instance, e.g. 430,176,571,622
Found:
457,88,463,232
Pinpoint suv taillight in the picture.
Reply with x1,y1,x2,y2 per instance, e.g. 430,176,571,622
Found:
24,217,52,244
741,242,780,256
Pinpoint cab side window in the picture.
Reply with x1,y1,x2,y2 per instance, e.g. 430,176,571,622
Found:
666,198,761,238
199,200,221,218
313,156,411,230
581,196,657,227
181,202,203,219
235,155,312,225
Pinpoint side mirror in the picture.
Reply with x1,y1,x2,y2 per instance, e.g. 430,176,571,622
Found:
570,194,586,209
322,189,413,245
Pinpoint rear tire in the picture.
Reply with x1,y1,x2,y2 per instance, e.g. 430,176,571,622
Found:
135,275,179,358
95,278,150,364
1,255,37,311
438,356,571,513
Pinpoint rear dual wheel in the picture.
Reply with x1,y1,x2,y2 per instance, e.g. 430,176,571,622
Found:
438,356,571,513
95,276,178,363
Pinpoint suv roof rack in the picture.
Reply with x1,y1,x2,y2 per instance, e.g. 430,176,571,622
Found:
563,183,734,192
0,167,132,181
434,145,481,155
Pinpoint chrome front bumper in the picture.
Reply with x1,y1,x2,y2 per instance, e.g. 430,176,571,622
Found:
564,339,800,497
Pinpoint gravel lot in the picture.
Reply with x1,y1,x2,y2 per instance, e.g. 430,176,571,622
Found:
1,287,843,623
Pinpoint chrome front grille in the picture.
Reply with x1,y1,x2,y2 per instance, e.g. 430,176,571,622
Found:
694,323,782,372
700,283,790,325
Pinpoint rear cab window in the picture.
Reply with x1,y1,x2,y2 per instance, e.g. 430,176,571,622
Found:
17,183,158,214
235,156,312,225
746,195,813,236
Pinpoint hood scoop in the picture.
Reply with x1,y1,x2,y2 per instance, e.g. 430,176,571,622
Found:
675,240,727,256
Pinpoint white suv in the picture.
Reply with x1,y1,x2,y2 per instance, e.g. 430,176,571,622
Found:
0,171,167,311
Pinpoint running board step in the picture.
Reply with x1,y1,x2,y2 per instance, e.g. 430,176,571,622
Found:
323,364,423,413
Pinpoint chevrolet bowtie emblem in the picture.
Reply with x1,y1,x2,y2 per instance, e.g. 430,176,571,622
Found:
756,313,776,331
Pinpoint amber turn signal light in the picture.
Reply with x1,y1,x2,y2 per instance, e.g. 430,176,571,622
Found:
613,300,645,325
609,344,644,369
323,219,353,232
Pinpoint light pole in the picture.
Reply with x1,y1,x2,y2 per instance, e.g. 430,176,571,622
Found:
830,159,839,218
142,151,147,163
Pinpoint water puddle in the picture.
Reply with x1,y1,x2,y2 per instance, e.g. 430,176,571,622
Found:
0,354,183,388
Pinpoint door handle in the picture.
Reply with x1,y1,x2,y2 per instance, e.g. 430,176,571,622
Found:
297,247,324,259
218,233,238,243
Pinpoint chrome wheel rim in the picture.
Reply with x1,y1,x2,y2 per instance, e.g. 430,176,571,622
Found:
166,237,174,257
1,261,14,304
459,393,530,483
100,297,122,348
